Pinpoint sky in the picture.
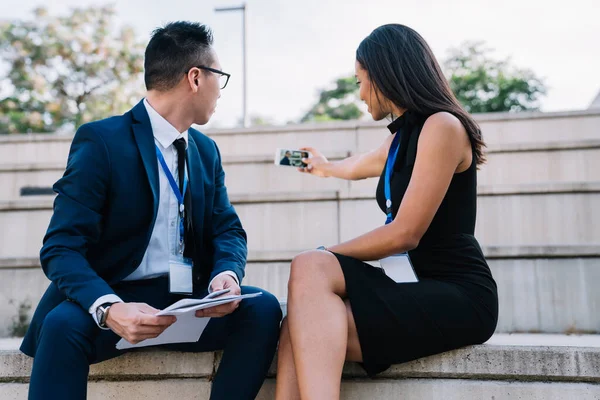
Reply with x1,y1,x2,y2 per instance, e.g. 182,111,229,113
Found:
1,0,599,128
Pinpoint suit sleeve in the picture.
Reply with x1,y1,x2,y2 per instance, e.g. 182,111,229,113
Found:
40,125,117,311
208,142,248,284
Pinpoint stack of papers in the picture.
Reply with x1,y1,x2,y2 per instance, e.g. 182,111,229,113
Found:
116,291,262,350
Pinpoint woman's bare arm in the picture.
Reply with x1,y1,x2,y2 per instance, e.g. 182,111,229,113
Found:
299,133,395,181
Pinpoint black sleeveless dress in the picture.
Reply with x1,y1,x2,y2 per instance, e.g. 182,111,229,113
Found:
332,111,498,376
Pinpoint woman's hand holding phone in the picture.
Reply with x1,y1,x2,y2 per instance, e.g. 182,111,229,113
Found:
298,147,330,177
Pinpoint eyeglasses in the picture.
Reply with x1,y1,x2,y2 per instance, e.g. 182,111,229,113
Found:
193,66,231,89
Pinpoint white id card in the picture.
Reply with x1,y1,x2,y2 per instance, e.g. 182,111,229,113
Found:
169,256,193,294
379,253,418,283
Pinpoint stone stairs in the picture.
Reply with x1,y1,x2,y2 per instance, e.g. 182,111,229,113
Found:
2,335,600,399
1,109,600,398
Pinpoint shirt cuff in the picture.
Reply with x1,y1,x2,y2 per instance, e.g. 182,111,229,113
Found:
208,271,239,293
89,294,124,330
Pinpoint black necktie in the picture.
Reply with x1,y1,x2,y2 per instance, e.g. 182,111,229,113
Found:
173,138,194,259
173,138,186,194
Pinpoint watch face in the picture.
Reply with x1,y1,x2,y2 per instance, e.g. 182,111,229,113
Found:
96,307,104,322
96,304,110,326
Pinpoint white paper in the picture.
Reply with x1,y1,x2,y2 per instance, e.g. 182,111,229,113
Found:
115,292,262,350
168,258,193,294
379,254,419,283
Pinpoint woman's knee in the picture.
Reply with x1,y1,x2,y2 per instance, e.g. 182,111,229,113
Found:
289,250,332,291
288,250,343,295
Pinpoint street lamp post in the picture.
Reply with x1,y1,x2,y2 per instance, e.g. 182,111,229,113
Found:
215,3,248,128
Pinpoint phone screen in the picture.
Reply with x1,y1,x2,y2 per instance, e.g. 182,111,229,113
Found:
276,149,309,167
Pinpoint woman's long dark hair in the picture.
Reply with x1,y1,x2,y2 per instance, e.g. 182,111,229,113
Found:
356,24,486,165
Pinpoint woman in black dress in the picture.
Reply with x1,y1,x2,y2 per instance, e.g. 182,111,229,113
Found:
275,24,498,399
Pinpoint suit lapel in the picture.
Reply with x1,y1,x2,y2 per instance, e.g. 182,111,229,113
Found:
186,133,206,287
186,132,205,235
131,100,159,219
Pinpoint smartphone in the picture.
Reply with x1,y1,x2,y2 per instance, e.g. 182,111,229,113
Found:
274,148,310,168
204,288,231,299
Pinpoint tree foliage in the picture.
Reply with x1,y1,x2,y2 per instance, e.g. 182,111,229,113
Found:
444,42,547,113
0,6,145,133
301,42,548,123
300,76,362,122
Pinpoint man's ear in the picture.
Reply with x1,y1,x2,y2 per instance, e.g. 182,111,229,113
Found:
187,68,201,91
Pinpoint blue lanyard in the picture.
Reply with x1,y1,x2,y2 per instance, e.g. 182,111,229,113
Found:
384,132,401,225
155,144,188,253
155,145,188,212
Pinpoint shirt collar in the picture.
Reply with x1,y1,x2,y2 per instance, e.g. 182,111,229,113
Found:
143,98,189,149
386,112,408,134
386,110,426,134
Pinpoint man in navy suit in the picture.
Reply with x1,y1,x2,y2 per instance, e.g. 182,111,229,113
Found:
21,21,282,400
280,151,292,165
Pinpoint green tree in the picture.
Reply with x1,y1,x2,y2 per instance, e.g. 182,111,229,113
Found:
8,299,31,337
0,6,145,134
300,76,362,123
249,115,275,126
444,42,547,113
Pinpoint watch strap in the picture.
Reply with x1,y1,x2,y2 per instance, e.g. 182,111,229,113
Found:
98,302,114,328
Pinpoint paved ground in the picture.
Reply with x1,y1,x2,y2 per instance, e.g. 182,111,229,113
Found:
486,333,600,347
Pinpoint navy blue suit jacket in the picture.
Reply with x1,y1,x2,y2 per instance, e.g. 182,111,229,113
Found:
21,100,247,357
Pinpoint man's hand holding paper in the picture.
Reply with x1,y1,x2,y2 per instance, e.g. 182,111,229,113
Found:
196,274,242,318
115,289,262,350
106,303,177,345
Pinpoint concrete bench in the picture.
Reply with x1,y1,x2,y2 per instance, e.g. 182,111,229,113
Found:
1,335,600,399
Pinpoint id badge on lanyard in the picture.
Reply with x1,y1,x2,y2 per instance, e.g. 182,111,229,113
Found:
156,145,194,294
379,132,419,283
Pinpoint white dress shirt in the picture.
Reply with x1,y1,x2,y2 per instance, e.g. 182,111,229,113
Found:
89,99,238,328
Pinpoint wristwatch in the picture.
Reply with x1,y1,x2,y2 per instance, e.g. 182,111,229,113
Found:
96,302,115,328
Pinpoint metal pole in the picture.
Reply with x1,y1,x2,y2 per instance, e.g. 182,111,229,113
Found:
215,4,248,127
242,3,248,127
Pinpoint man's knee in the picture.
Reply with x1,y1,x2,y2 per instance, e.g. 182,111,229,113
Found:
251,290,282,322
40,302,96,344
239,288,282,331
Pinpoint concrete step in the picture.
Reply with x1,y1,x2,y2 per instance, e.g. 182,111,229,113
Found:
2,245,600,336
2,140,600,200
340,182,600,248
1,109,598,167
1,183,598,260
478,140,600,187
1,335,600,399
